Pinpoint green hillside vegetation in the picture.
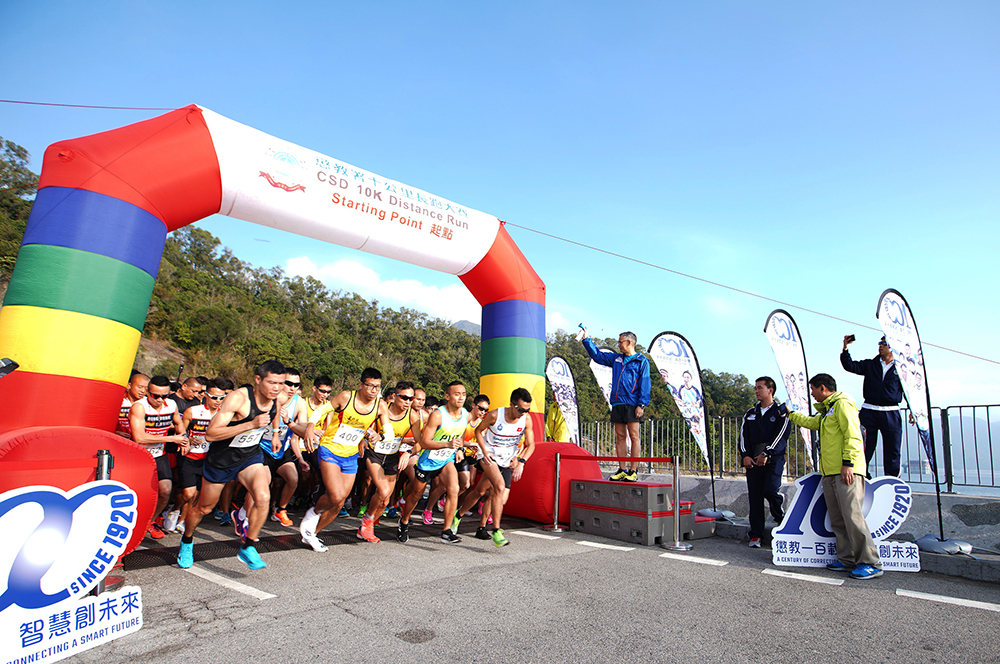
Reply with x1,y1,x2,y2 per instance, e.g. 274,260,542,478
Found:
0,137,754,416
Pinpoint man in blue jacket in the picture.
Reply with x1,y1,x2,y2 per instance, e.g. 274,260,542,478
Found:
841,335,903,478
582,330,651,482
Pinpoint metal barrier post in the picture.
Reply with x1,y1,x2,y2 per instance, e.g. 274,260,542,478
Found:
543,452,564,532
93,449,114,595
662,456,692,552
941,408,954,493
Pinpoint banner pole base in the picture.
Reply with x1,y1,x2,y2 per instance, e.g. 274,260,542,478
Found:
661,541,693,552
543,524,566,533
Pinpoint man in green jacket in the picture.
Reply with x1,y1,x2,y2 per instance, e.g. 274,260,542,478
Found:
784,373,883,580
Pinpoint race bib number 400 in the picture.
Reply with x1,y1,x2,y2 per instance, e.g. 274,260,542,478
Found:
332,425,364,448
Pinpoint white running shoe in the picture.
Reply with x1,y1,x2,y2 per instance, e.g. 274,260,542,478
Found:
302,533,328,552
300,507,320,539
164,510,181,533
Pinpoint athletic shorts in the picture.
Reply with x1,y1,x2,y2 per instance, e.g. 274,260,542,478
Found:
155,454,172,482
319,447,359,474
177,456,204,489
610,403,643,423
202,452,264,485
265,448,297,475
366,450,400,476
414,465,445,484
454,456,472,472
498,465,513,489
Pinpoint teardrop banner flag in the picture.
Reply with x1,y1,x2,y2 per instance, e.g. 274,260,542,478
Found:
649,332,710,465
589,348,614,410
763,309,814,465
876,290,935,474
545,355,580,445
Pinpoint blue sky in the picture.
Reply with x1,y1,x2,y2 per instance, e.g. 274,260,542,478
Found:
2,1,998,407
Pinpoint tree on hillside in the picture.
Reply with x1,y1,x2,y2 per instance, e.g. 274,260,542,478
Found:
0,137,38,284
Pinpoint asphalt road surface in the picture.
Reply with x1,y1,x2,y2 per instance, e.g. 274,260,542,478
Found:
73,511,1000,664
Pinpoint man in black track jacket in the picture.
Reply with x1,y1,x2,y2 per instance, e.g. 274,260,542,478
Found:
739,376,790,547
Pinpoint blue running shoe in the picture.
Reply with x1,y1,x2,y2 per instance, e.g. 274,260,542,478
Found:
212,508,225,521
850,564,883,580
219,511,232,527
237,545,266,569
177,541,194,569
826,561,851,572
338,507,350,518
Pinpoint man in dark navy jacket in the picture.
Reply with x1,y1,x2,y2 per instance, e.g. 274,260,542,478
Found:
739,376,790,547
841,335,903,478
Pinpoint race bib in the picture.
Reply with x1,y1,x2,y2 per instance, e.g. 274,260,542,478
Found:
373,436,402,454
491,444,518,467
428,447,456,461
188,436,209,455
399,443,413,453
231,427,267,449
146,441,164,458
332,425,365,448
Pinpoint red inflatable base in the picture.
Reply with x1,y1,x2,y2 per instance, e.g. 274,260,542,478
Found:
504,441,602,525
0,426,158,555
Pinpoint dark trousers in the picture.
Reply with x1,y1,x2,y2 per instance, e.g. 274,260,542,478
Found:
746,457,785,539
859,408,902,477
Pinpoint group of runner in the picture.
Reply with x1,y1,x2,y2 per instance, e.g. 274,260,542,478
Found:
117,360,535,570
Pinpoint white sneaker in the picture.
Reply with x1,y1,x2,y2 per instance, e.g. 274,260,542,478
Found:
300,507,320,539
164,510,181,533
302,533,328,552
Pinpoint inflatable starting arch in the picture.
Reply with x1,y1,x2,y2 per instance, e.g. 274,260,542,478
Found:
0,104,546,428
0,106,547,536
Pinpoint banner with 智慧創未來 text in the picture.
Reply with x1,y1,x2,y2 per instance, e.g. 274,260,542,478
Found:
763,309,814,465
545,355,580,445
648,332,710,465
877,289,935,474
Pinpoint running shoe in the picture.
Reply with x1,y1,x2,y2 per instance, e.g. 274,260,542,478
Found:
748,537,762,548
300,507,320,539
487,515,493,525
475,526,492,540
849,564,884,580
231,510,247,542
271,509,293,527
440,529,461,544
436,497,445,512
147,523,165,540
396,521,409,543
423,509,434,525
358,506,367,518
302,533,328,552
237,545,267,569
623,470,639,482
609,468,628,481
386,507,398,518
164,510,181,533
492,528,509,547
826,561,851,572
451,514,462,533
338,506,350,518
218,511,232,526
177,540,194,568
357,519,380,543
212,508,225,521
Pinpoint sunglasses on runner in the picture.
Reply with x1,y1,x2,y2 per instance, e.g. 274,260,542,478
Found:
514,406,530,414
208,395,225,401
396,394,414,401
285,381,301,387
148,392,169,401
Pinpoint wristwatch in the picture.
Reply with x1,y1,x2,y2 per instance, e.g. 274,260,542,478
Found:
517,457,527,465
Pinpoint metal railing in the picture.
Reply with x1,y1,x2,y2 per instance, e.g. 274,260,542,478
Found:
580,404,1000,492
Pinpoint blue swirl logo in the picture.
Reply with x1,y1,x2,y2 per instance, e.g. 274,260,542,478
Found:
0,482,138,613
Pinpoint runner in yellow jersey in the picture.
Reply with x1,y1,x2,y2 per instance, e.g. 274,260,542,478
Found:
397,381,469,544
299,367,393,552
356,381,424,542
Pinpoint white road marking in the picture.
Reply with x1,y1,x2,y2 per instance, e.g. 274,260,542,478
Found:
659,552,728,566
577,541,635,552
762,569,844,586
511,530,561,540
896,589,1000,613
183,565,277,600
